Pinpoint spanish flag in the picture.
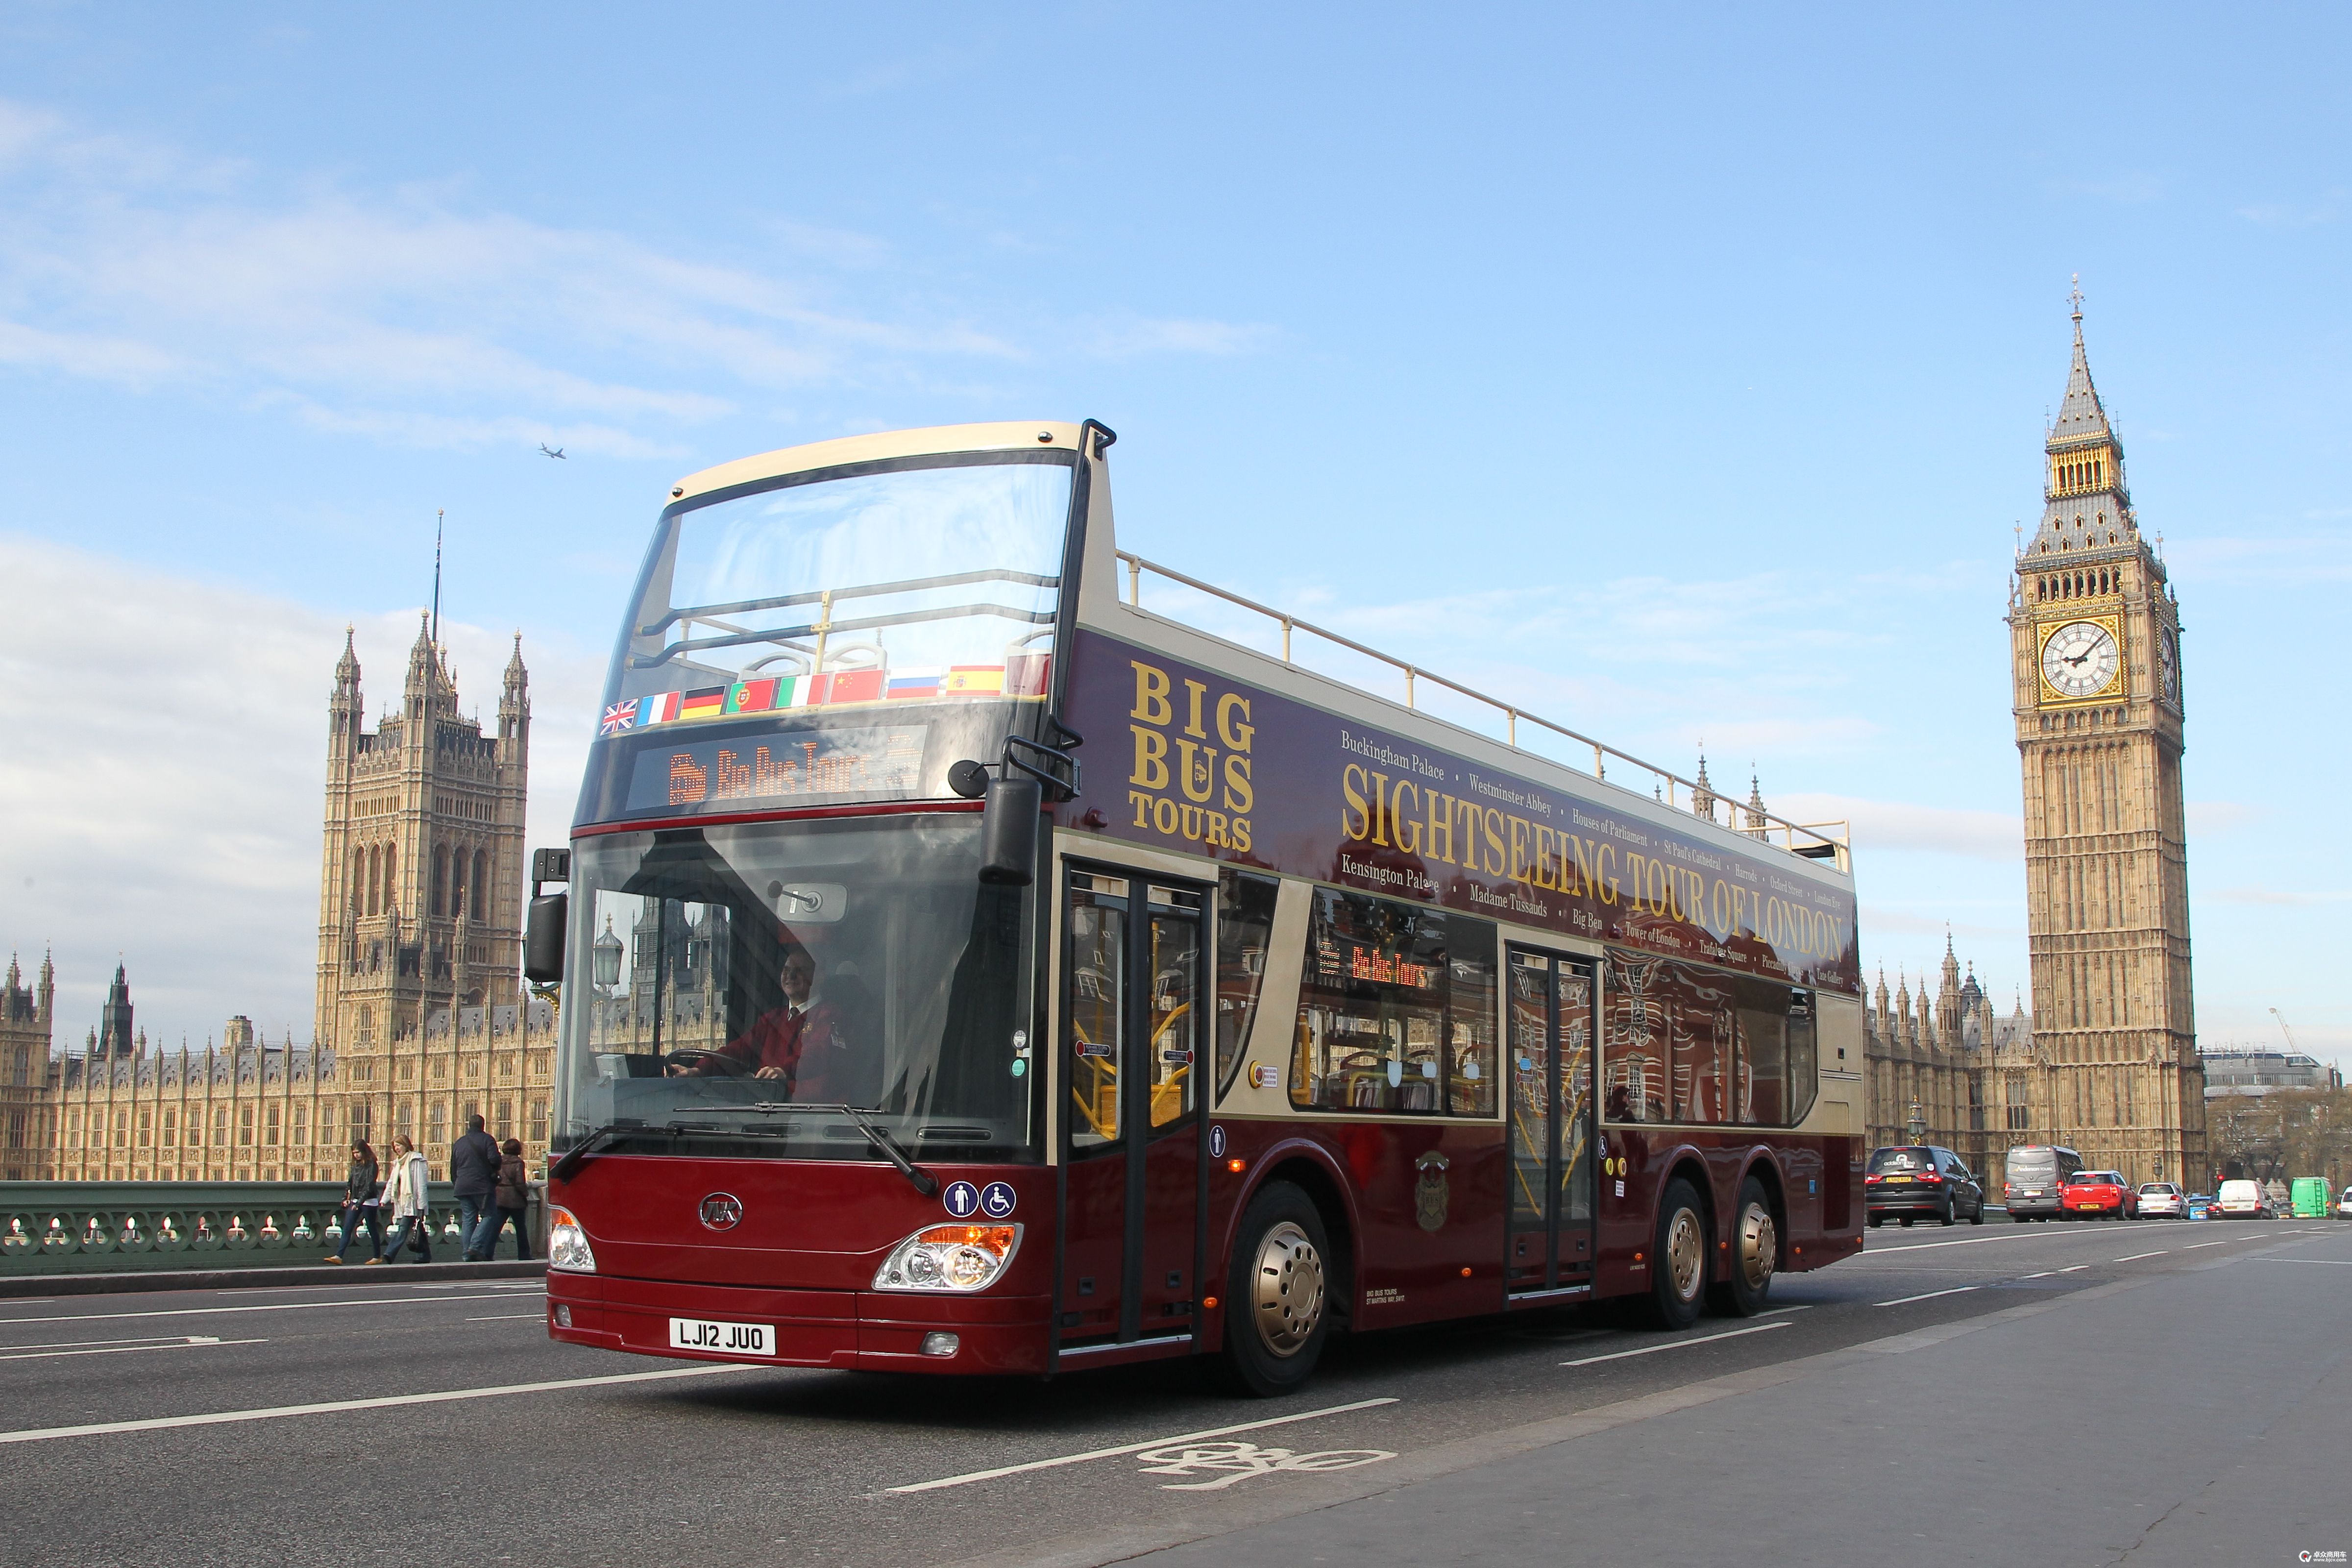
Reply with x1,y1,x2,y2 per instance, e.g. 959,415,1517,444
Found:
943,665,1004,696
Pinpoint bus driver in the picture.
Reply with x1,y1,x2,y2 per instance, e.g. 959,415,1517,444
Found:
671,945,845,1096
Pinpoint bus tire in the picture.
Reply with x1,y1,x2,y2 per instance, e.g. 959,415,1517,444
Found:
1215,1181,1331,1397
1706,1176,1775,1318
1647,1177,1709,1330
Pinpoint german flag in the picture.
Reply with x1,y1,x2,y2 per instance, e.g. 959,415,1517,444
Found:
679,686,728,721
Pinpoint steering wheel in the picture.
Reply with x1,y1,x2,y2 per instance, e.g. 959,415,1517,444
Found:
663,1049,752,1078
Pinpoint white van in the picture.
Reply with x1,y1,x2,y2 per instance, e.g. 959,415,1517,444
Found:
2214,1179,2269,1219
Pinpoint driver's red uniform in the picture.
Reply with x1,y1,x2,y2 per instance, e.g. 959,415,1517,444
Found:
712,1003,839,1095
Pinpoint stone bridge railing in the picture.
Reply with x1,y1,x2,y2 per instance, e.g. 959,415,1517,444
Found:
0,1181,543,1274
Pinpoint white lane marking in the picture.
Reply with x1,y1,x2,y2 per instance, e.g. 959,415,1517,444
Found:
1865,1230,2078,1254
0,1293,520,1328
887,1398,1402,1494
2185,1241,2229,1250
2251,1258,2352,1267
0,1334,217,1351
1874,1286,1981,1307
1560,1321,1789,1366
2058,1265,2088,1274
0,1337,262,1363
2113,1251,2168,1263
2019,1271,2057,1279
0,1363,747,1446
466,1313,546,1321
1754,1304,1814,1316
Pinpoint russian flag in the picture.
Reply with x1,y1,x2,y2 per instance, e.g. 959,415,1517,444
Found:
886,667,946,699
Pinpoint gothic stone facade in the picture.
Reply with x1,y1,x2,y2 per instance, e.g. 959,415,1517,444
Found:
24,622,559,1182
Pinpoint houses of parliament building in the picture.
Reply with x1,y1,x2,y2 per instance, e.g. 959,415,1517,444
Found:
0,618,560,1182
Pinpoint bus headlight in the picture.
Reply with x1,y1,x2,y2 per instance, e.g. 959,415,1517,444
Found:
547,1206,597,1274
872,1224,1023,1293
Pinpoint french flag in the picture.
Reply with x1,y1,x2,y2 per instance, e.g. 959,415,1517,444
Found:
639,691,683,725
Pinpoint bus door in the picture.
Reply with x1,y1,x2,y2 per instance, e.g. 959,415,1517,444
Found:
1058,866,1206,1350
1505,948,1596,1295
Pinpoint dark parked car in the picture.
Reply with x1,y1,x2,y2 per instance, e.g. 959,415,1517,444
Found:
1864,1145,1986,1227
2002,1143,2085,1222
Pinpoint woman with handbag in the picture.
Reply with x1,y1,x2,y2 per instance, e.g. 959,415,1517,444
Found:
477,1139,534,1260
368,1134,434,1265
324,1139,382,1263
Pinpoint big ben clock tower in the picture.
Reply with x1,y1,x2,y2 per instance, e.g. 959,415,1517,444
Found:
2008,284,2205,1185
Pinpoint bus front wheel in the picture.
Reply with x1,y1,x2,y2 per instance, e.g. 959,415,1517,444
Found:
1647,1177,1709,1330
1216,1181,1331,1397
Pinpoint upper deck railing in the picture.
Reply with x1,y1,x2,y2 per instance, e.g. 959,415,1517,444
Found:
1114,552,1851,873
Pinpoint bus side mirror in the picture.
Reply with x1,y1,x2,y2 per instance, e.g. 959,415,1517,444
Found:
525,893,568,983
978,773,1041,886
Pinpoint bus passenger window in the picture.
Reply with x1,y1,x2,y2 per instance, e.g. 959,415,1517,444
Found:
1602,952,1667,1124
1447,945,1496,1116
1785,990,1818,1126
1214,870,1280,1100
1287,886,1494,1117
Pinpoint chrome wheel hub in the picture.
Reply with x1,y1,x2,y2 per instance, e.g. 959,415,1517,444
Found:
1665,1207,1705,1302
1737,1200,1776,1293
1250,1220,1325,1358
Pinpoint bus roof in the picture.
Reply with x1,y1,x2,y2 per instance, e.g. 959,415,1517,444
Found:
667,421,1085,508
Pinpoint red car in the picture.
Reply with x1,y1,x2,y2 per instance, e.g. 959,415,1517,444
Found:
2062,1170,2137,1220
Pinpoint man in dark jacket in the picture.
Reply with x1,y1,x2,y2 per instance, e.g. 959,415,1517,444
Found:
449,1113,504,1261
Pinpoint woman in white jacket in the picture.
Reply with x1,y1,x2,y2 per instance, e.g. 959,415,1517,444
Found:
368,1134,435,1265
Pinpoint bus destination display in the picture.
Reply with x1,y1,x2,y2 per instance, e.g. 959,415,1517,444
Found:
624,724,929,813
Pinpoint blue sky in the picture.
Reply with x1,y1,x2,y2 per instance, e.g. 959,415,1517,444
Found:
1,5,2345,1070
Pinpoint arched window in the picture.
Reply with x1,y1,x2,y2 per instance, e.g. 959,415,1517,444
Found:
384,845,398,916
471,849,488,921
364,847,379,916
432,847,449,918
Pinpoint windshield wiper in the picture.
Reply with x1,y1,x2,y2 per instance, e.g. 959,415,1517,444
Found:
550,1121,647,1182
743,1101,939,1198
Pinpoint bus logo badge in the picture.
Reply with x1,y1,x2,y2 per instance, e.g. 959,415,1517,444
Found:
943,1181,982,1219
699,1193,743,1231
1209,1124,1227,1159
980,1182,1018,1220
1414,1152,1450,1232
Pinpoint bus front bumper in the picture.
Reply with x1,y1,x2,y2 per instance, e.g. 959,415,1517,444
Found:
545,1272,1053,1374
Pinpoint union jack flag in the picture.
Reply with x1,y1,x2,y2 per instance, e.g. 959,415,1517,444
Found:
599,698,639,736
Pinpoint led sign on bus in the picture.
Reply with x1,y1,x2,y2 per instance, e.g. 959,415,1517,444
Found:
625,724,929,813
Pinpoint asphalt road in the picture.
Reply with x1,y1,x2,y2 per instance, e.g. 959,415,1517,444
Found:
5,1215,2346,1568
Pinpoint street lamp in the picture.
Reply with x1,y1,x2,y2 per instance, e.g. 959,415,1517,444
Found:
592,915,624,992
1907,1100,1927,1146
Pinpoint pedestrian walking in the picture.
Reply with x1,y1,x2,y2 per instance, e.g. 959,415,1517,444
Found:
450,1112,504,1261
324,1139,382,1263
476,1138,533,1260
368,1133,434,1265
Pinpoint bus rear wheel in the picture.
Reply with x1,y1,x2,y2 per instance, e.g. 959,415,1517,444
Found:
1215,1181,1331,1397
1707,1177,1775,1318
1647,1177,1709,1330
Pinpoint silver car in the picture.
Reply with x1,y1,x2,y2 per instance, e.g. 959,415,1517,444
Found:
2136,1181,2186,1219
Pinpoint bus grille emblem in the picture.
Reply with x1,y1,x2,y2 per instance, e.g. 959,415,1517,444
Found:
1414,1152,1450,1232
699,1193,744,1231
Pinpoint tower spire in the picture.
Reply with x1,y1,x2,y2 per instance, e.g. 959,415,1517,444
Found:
430,508,444,651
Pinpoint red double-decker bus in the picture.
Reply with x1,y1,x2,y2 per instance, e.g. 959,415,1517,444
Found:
531,420,1865,1394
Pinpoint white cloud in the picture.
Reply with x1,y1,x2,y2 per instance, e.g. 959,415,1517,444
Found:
0,534,601,1049
0,95,1262,455
1759,793,2022,862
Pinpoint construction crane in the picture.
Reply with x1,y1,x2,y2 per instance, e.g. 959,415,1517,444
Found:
2270,1007,2302,1055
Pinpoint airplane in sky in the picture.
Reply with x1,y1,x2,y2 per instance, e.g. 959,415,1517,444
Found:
539,443,566,459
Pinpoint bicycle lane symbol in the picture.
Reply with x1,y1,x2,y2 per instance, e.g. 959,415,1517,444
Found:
1132,1440,1396,1491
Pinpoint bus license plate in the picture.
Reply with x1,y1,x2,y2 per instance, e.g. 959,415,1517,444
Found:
668,1316,774,1357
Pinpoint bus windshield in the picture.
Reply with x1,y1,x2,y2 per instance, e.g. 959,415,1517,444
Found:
610,452,1074,710
553,814,1037,1163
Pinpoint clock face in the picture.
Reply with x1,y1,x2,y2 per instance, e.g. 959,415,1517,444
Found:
2041,620,2120,699
2156,628,2180,706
